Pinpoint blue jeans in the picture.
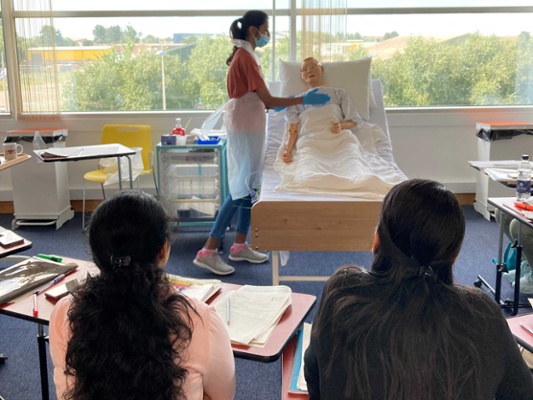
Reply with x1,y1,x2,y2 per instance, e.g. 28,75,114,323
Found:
209,194,252,240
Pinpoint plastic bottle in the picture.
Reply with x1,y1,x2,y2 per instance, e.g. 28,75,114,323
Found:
172,118,186,145
516,154,532,200
32,130,46,150
172,118,186,136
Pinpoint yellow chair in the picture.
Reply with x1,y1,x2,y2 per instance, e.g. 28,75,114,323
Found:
82,124,157,229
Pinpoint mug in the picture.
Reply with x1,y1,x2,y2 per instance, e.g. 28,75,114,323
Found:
3,143,23,161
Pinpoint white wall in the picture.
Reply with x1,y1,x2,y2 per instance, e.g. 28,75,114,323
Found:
0,107,531,201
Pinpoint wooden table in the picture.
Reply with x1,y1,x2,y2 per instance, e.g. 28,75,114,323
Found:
0,257,316,399
0,153,31,172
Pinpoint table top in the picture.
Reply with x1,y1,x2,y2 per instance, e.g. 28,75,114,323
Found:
34,144,135,162
0,153,31,172
0,257,316,362
507,313,533,353
488,197,533,228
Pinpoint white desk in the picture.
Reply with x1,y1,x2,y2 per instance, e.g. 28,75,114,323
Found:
34,144,136,190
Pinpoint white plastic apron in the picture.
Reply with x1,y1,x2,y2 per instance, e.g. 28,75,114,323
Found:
224,91,266,200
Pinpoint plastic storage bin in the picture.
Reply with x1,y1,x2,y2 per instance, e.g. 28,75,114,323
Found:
157,141,228,226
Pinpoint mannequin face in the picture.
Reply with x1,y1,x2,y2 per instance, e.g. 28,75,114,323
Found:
300,57,325,88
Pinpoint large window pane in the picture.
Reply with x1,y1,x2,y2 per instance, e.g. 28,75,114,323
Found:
313,13,533,107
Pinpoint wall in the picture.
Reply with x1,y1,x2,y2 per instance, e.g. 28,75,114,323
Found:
0,107,531,201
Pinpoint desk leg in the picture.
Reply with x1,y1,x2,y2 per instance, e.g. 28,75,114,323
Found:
272,251,279,286
116,156,123,191
495,221,505,303
126,156,133,189
512,224,523,316
37,324,49,400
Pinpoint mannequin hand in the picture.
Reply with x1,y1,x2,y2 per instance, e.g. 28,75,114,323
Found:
282,150,293,163
302,88,330,106
331,122,342,134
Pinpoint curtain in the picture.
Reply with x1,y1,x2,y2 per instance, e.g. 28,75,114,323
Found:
14,0,60,119
300,0,347,62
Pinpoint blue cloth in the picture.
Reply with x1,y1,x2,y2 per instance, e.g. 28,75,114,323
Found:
209,194,252,239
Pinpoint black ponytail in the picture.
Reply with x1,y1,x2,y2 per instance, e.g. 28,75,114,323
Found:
226,10,268,66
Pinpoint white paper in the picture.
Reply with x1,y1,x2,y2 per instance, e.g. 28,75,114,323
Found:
213,285,292,345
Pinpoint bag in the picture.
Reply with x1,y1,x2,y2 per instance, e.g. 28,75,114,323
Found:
99,147,144,186
492,241,517,271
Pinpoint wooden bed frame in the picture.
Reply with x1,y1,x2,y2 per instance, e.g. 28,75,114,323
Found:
252,80,393,285
251,200,381,284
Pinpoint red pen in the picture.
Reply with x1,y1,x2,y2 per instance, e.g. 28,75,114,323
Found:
514,201,533,211
32,292,39,317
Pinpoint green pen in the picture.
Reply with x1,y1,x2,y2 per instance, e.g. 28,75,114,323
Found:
36,254,63,263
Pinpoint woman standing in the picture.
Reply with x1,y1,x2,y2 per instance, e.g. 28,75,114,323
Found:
194,10,330,275
49,191,235,400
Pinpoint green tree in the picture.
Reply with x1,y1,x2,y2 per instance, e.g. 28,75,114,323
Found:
186,35,230,108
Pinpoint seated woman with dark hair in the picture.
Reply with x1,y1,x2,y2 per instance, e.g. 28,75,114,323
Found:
304,179,533,400
49,190,235,400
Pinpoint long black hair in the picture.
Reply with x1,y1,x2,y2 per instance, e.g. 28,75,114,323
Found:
226,10,268,66
314,179,489,399
64,190,195,400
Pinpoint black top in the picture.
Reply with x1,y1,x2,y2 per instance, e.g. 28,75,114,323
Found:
304,268,533,400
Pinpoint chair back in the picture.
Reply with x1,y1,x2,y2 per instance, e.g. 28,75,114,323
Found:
101,124,152,170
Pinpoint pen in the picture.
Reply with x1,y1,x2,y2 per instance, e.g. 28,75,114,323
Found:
226,296,231,325
520,323,533,336
32,292,39,317
35,274,66,295
36,254,63,263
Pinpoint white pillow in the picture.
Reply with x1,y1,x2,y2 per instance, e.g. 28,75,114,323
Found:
279,57,375,120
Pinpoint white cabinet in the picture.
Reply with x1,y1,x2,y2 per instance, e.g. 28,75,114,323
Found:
6,129,74,230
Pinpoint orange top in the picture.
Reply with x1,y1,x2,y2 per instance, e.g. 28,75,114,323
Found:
226,48,266,99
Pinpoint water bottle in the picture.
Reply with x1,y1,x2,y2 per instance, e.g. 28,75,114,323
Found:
516,154,531,200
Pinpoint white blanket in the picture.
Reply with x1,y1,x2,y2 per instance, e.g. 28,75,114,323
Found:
273,104,404,200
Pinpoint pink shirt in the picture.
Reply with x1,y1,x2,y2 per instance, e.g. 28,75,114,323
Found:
49,293,235,400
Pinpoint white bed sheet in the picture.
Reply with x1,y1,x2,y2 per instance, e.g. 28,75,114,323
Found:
260,79,406,202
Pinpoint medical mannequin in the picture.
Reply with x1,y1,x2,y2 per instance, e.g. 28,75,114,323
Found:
282,57,362,163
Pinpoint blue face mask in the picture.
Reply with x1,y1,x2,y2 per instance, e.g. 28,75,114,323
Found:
254,29,270,48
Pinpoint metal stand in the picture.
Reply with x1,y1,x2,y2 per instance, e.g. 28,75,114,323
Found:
474,222,529,316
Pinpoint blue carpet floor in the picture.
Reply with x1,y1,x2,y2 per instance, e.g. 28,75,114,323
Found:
0,206,528,400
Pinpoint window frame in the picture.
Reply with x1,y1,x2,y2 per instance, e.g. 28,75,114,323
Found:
0,3,532,116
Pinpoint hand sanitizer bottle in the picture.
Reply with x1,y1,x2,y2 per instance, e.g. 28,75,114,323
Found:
172,118,186,145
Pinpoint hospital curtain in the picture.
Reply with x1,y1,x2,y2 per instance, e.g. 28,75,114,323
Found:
14,0,60,119
300,0,347,62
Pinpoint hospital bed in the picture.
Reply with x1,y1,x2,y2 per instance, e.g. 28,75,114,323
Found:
251,80,407,285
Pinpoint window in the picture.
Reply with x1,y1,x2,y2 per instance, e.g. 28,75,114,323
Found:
2,2,532,113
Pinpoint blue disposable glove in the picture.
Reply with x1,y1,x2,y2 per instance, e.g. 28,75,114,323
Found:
302,88,330,106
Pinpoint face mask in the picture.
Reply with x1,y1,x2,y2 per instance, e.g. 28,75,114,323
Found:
254,28,270,48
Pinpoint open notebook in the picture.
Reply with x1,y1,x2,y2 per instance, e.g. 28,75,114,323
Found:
166,274,221,302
